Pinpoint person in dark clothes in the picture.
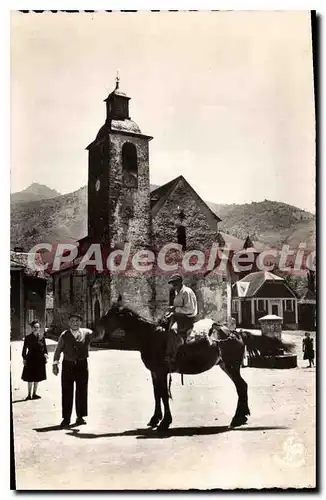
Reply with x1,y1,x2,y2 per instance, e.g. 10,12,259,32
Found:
52,313,104,428
22,320,48,400
302,332,315,368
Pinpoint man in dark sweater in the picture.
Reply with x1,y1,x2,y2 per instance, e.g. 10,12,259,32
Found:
53,313,103,428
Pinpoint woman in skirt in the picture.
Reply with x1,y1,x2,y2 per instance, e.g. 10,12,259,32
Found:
302,332,315,368
22,320,48,400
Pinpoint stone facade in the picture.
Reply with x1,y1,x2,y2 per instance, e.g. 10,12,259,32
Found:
151,176,227,321
52,82,237,331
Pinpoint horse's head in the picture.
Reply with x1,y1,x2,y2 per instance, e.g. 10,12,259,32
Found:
94,296,139,340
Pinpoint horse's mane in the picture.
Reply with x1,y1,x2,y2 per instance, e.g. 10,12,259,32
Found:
114,304,159,329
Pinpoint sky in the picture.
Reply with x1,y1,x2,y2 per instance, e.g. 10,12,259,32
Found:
10,10,316,212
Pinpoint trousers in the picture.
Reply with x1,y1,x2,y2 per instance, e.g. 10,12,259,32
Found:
61,359,88,420
165,314,196,361
174,313,196,336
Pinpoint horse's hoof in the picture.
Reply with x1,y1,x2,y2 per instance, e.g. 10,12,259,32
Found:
230,416,248,428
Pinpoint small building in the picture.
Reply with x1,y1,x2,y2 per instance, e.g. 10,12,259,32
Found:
10,250,47,340
232,271,298,329
298,289,316,331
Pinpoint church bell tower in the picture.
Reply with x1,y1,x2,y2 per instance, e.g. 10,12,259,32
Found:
87,76,153,248
86,76,154,318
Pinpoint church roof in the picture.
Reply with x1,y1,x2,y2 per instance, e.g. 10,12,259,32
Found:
150,175,222,225
87,119,152,149
150,176,259,251
150,177,181,213
92,119,142,141
111,119,141,134
105,89,129,99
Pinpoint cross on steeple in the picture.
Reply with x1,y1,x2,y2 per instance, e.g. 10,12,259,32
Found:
115,70,120,90
104,72,131,121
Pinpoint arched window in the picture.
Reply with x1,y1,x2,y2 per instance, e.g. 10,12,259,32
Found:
122,142,138,188
177,225,186,251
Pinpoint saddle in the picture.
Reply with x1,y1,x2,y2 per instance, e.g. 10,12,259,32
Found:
159,312,216,366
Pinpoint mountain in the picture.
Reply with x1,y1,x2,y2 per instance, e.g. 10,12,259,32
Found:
206,200,315,251
10,184,315,253
11,186,87,250
11,183,61,204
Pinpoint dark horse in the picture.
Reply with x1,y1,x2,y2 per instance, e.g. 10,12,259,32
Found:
96,301,293,432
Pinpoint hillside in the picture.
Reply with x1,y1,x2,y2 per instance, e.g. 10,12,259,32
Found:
207,200,315,250
10,184,315,252
11,186,87,250
11,183,61,204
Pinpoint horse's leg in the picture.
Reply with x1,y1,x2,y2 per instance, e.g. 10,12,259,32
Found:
156,372,172,431
147,371,163,428
220,362,250,427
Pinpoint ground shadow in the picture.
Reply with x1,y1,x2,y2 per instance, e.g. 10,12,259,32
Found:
12,398,30,404
34,423,82,432
63,424,288,440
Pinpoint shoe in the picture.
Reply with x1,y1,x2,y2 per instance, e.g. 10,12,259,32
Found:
60,419,71,428
25,395,32,401
75,417,86,425
32,394,41,399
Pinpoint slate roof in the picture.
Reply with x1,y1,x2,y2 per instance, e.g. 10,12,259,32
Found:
10,251,46,278
150,175,262,252
150,175,222,224
150,177,183,213
232,271,285,298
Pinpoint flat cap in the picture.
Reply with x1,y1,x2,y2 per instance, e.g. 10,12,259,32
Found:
168,274,183,284
68,312,83,321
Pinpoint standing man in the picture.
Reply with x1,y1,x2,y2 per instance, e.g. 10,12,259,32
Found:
52,313,103,428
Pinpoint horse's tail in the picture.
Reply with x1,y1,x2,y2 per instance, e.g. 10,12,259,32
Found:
239,330,295,357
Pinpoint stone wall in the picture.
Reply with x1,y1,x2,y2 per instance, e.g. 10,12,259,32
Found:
151,178,227,322
152,178,218,253
52,269,88,333
153,273,227,323
108,134,152,248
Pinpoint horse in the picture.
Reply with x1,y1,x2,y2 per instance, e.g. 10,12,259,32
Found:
96,301,293,432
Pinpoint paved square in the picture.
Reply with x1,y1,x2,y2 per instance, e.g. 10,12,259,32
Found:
11,333,316,490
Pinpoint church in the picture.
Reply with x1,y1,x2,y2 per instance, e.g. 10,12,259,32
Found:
51,78,250,332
